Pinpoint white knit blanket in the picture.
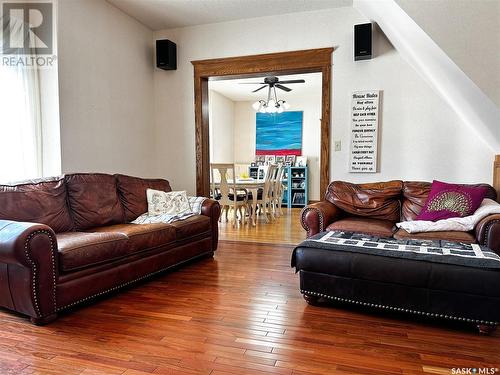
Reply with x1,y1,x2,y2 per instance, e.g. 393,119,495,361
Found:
131,196,207,224
396,198,500,234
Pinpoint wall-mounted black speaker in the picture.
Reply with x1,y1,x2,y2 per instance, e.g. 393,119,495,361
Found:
354,23,372,61
156,39,177,70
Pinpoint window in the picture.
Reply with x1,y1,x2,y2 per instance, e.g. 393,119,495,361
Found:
0,4,61,183
0,63,43,183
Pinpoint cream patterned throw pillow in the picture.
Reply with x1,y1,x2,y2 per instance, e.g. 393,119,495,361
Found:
146,189,192,216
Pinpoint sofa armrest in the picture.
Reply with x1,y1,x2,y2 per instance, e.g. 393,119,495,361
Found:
475,214,500,255
200,199,221,251
300,201,343,238
0,220,58,321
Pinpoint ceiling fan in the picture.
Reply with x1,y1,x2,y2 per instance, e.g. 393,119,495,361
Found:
240,76,306,93
241,76,306,113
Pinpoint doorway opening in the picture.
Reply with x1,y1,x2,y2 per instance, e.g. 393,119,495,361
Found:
208,73,322,243
191,48,333,244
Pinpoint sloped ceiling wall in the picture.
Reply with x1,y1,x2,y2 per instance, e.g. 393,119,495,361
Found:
396,0,500,106
354,0,500,152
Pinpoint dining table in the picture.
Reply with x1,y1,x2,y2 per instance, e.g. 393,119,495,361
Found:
213,178,264,226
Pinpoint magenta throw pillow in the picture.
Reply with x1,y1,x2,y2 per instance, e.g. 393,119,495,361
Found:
416,180,488,222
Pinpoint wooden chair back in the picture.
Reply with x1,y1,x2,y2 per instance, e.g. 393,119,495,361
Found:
273,164,285,199
210,163,237,206
262,164,277,200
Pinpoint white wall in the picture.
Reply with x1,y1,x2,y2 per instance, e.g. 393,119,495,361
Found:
209,90,234,163
233,102,255,164
153,6,494,196
40,63,62,177
58,0,156,177
233,97,322,201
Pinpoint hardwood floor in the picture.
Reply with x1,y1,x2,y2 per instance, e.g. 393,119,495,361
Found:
0,240,498,374
218,207,306,245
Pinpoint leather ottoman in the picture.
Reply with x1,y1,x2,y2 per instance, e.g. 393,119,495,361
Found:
292,231,500,333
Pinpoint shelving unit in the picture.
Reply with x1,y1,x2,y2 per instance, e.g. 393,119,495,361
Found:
287,166,308,208
248,165,308,208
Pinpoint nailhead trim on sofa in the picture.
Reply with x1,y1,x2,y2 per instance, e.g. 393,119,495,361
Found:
300,207,324,237
24,230,57,317
482,219,500,247
300,289,498,326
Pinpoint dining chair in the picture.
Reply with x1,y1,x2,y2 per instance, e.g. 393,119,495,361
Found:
248,163,277,223
272,164,286,217
210,163,248,227
252,165,267,215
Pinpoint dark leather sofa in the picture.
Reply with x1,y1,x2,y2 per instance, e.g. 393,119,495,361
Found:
295,181,500,332
301,180,500,252
0,173,220,325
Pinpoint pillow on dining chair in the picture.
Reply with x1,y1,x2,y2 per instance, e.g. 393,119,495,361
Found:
146,189,192,216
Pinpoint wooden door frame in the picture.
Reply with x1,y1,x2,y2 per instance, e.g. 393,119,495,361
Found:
494,155,500,202
192,47,333,198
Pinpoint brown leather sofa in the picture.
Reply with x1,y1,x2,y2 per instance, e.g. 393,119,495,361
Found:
301,181,500,254
0,173,220,325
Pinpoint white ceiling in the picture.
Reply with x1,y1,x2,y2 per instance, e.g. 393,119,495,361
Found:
209,73,322,102
107,0,352,30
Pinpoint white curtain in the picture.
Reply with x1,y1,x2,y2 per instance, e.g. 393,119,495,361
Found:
0,14,43,183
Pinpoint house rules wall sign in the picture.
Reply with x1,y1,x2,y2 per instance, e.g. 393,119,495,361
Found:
349,90,380,173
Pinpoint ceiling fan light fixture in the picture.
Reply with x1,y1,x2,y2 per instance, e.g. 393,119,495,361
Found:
247,76,304,113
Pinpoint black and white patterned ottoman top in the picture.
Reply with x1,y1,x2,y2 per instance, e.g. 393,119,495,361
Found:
299,231,500,269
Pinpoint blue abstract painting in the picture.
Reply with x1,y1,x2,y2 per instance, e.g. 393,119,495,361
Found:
255,111,303,156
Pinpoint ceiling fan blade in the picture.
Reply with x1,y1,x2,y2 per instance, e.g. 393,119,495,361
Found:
275,84,292,92
239,82,266,84
278,79,305,84
252,85,268,93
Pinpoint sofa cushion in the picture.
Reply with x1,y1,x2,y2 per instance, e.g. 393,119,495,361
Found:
416,180,488,222
57,232,129,272
325,181,403,222
91,223,176,252
169,215,211,240
393,228,476,244
116,174,172,222
66,173,124,230
0,177,73,233
326,217,396,238
401,181,431,222
402,181,497,221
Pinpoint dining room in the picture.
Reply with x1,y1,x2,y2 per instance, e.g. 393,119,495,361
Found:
208,72,322,244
